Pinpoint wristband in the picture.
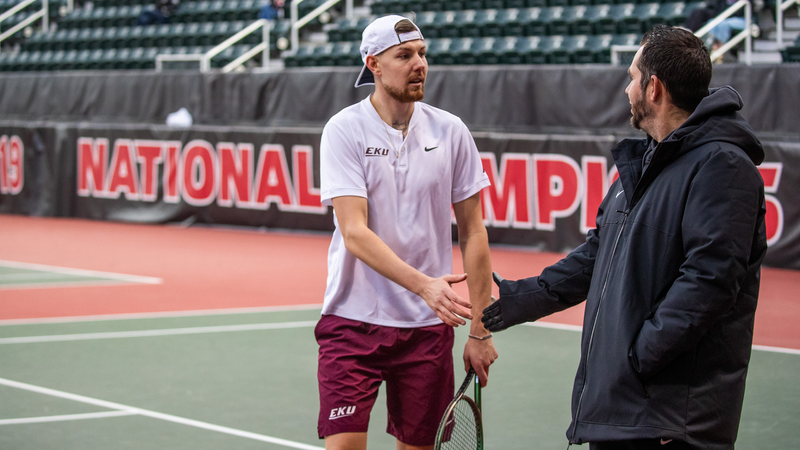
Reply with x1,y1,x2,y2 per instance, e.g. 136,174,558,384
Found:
468,333,493,341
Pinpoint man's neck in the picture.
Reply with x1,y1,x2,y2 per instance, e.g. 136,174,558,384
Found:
370,91,415,138
648,107,691,143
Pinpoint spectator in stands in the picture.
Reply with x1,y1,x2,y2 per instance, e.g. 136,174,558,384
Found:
685,0,746,44
136,0,180,26
483,25,767,450
259,0,285,20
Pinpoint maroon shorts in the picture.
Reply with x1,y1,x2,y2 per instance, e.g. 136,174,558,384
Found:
315,314,455,446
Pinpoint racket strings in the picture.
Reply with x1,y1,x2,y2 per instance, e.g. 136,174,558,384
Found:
440,398,479,449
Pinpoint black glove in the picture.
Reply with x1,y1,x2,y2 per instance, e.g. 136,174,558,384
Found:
482,271,552,332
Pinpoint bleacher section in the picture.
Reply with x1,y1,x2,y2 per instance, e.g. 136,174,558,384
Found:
0,0,798,71
0,0,295,71
286,0,702,66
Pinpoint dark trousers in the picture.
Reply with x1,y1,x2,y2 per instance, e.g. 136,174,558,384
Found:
590,439,695,450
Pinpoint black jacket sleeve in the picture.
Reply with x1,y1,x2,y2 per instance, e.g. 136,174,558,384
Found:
484,205,601,331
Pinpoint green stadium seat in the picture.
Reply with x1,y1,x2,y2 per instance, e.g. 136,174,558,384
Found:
334,41,361,66
283,45,315,67
619,3,659,34
520,7,548,36
483,0,506,9
542,7,571,35
657,2,691,27
453,37,480,64
426,38,457,65
417,11,444,38
569,5,597,34
475,9,504,36
541,35,571,63
475,36,503,63
516,36,548,63
327,18,354,42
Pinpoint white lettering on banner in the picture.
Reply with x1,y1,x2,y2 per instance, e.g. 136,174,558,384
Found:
76,138,325,214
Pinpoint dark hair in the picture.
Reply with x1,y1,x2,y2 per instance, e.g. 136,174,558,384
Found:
394,19,417,34
638,25,712,113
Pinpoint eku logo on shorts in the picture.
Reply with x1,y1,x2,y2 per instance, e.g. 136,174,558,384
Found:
329,405,357,420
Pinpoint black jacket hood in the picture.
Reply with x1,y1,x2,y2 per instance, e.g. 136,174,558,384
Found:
660,85,764,165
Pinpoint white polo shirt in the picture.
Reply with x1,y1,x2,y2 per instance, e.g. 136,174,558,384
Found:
320,96,490,328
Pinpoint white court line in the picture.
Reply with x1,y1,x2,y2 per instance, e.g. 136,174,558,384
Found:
524,321,583,332
0,377,324,450
0,321,319,344
0,280,161,291
523,322,800,355
0,304,323,326
0,260,162,285
0,410,138,425
752,344,800,355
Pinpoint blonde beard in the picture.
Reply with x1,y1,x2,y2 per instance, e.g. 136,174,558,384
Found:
383,81,425,103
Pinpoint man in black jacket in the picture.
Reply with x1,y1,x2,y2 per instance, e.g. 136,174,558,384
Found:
482,25,767,450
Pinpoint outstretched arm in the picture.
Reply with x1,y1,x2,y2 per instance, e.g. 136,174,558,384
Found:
331,195,473,327
483,224,600,333
454,193,498,387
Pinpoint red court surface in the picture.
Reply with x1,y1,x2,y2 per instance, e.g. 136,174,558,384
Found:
1,214,798,350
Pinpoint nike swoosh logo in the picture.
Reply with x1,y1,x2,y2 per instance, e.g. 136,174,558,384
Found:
424,146,438,152
660,438,673,445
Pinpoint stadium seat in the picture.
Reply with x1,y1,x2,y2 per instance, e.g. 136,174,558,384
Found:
426,38,457,65
520,36,551,63
520,7,548,36
475,9,504,36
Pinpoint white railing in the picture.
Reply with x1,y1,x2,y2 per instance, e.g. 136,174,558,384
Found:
155,19,271,73
290,0,353,52
695,0,755,64
777,0,800,49
0,0,48,44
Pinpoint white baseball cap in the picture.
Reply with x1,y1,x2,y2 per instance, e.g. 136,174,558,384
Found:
354,15,424,88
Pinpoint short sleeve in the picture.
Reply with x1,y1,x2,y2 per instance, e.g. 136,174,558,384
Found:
451,121,490,204
320,119,368,206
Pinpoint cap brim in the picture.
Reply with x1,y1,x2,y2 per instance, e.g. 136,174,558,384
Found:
354,64,375,88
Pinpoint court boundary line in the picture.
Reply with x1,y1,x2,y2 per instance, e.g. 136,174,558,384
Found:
0,304,323,326
524,322,800,355
0,260,162,285
0,410,137,425
0,321,319,344
0,377,324,450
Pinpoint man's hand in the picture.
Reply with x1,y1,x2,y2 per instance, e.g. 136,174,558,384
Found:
463,335,498,387
419,273,473,327
482,271,545,332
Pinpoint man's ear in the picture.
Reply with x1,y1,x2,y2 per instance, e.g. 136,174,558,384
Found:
649,75,664,103
366,54,380,78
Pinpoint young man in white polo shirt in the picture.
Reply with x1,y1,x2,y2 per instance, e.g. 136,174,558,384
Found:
315,15,498,450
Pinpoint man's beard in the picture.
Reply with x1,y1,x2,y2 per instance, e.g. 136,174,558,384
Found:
383,80,425,103
630,92,653,131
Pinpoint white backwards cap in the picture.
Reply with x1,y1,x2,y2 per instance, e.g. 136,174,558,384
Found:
354,15,424,88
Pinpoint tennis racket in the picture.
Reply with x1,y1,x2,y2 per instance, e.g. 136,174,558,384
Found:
434,367,483,450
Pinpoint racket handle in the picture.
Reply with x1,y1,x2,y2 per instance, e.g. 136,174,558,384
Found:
474,372,481,412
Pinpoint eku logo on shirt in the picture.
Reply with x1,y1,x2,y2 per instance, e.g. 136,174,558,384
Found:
365,147,390,157
329,405,357,420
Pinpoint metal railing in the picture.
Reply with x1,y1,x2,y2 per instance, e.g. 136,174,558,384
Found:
290,0,353,52
777,0,800,49
155,18,271,73
0,0,48,45
612,1,757,65
695,0,755,64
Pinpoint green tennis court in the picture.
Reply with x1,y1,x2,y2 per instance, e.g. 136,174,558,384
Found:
1,307,798,450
